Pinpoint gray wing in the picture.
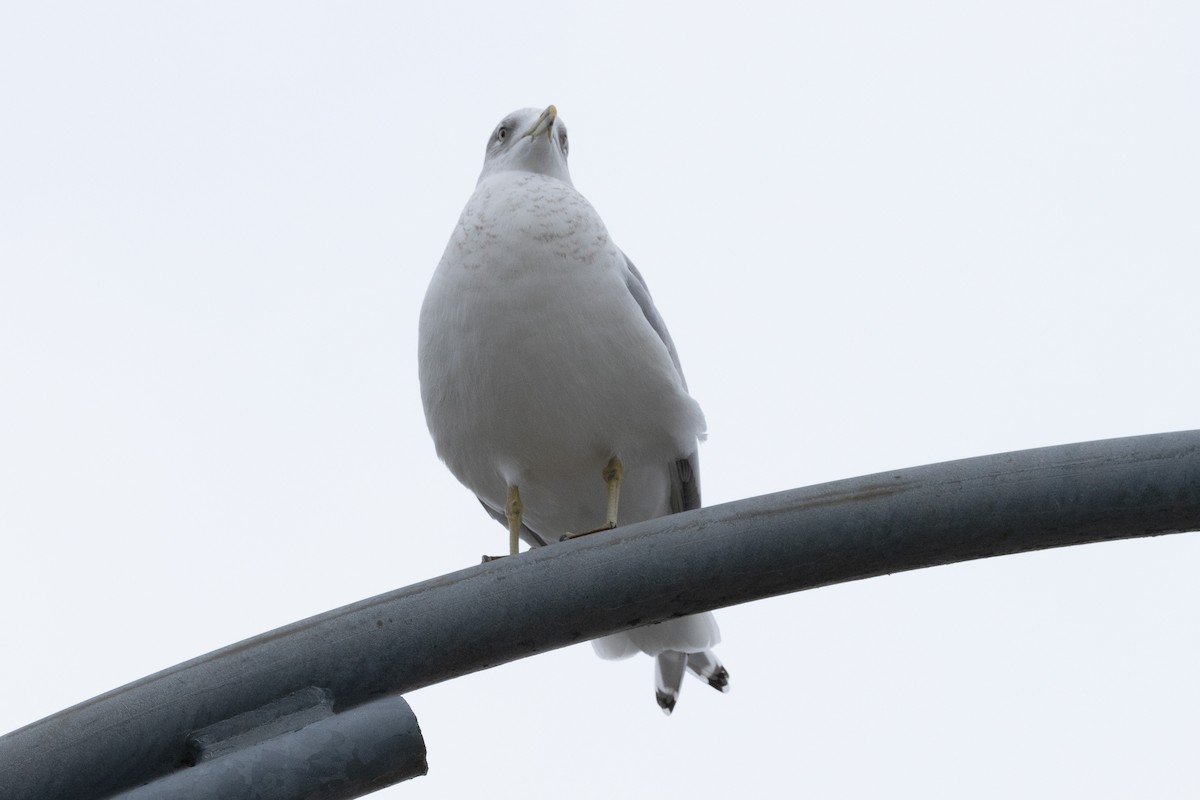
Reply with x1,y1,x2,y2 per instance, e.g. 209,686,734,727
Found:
621,252,702,512
622,252,689,390
669,452,702,513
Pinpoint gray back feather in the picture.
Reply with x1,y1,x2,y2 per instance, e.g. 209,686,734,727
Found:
621,252,703,513
622,252,689,391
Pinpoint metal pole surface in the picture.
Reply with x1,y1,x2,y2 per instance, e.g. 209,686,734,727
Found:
115,694,425,800
2,431,1199,800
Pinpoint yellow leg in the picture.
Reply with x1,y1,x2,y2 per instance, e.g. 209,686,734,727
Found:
505,485,522,556
558,458,625,542
603,456,623,529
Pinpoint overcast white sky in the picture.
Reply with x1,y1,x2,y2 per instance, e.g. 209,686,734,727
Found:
2,2,1199,797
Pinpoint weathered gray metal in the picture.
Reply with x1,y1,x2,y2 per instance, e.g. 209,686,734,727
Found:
2,430,1198,800
116,692,425,799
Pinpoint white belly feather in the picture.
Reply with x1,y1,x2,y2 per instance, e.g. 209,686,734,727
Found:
419,171,705,539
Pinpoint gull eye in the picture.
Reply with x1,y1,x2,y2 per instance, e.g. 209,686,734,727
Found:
560,132,568,155
497,126,508,142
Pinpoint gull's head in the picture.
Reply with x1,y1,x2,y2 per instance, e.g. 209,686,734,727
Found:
477,105,572,186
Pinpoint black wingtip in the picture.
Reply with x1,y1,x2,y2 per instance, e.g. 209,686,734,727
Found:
656,690,676,716
707,666,731,694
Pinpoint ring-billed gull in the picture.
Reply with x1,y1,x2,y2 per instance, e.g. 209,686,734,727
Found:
418,105,728,714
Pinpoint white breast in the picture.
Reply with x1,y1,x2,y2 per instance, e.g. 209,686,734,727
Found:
418,171,705,540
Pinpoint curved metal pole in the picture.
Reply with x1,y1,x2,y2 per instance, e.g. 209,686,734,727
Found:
2,430,1199,800
116,694,425,800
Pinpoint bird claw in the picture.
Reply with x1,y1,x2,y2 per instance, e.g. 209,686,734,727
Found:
559,522,616,542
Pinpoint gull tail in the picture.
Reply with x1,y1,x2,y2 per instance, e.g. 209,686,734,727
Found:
592,611,729,715
686,649,731,694
655,649,730,715
655,652,687,715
